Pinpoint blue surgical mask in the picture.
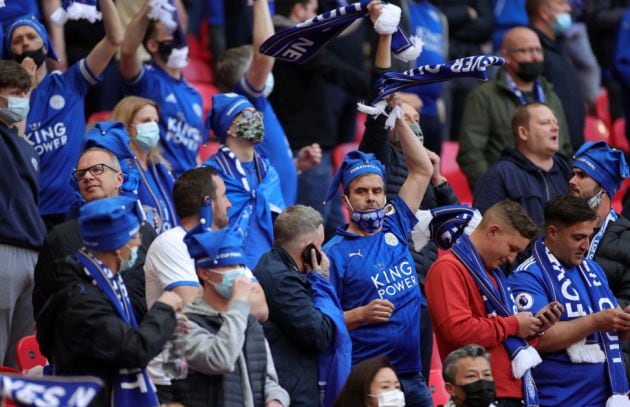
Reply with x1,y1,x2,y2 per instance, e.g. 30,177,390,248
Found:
208,267,247,299
119,245,138,272
344,195,386,234
552,12,572,34
134,122,160,151
0,95,30,125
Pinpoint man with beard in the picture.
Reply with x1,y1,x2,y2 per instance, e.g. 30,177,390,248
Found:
457,26,572,190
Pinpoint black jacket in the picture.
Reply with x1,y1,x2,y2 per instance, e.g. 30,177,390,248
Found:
253,247,334,406
33,219,156,320
36,256,176,406
434,0,494,59
594,215,630,307
473,148,571,226
358,107,459,282
532,27,585,151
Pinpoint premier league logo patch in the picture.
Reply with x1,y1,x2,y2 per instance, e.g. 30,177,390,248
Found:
515,293,533,311
384,232,398,246
49,95,65,110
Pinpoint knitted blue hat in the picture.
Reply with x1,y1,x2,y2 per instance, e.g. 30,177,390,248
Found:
572,141,629,198
83,121,135,160
79,196,141,251
206,93,254,142
324,150,385,203
429,205,477,249
5,15,59,61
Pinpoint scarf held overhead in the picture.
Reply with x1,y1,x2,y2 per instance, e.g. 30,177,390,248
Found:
451,234,541,407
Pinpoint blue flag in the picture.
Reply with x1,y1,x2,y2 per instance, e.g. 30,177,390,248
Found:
0,373,103,407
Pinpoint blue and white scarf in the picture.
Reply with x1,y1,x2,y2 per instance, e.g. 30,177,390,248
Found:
75,251,159,407
260,1,421,64
1,373,103,407
586,209,618,259
452,235,541,407
51,0,101,25
307,271,352,407
531,237,630,406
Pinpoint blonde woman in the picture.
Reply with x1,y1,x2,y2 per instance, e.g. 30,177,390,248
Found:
111,96,177,233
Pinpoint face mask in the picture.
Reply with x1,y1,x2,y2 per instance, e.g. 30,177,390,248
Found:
14,47,46,68
208,266,247,299
587,187,605,209
234,111,265,144
551,12,572,34
368,389,405,407
0,95,30,125
515,61,544,82
263,73,275,98
134,122,160,151
344,196,386,234
157,41,189,69
459,379,496,407
119,245,138,272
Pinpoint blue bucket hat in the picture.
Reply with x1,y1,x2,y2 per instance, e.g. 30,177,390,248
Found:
79,196,142,251
324,150,385,203
205,93,255,143
572,141,629,198
5,15,59,61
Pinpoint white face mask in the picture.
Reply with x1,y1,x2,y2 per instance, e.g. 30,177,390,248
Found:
368,389,405,407
166,46,189,69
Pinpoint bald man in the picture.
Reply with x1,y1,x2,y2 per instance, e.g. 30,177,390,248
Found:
457,26,572,190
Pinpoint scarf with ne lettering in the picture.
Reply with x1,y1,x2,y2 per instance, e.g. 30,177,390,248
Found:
531,237,630,407
452,234,541,407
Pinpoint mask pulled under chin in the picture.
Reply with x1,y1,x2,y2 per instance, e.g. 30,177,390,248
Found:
14,47,46,68
345,196,386,234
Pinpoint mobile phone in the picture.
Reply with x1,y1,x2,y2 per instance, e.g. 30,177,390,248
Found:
302,243,322,266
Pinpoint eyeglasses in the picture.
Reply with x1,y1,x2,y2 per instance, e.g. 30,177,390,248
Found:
508,47,543,56
72,163,119,181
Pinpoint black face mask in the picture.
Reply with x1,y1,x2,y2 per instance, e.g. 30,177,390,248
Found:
14,47,46,68
515,61,544,82
157,40,175,62
459,379,496,407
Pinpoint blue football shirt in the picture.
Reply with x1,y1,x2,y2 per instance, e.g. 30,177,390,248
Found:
25,59,100,216
509,258,608,406
323,196,423,374
124,63,203,178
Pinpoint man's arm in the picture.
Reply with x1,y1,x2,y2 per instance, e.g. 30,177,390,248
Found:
171,286,201,305
396,115,433,213
84,0,124,78
42,0,67,71
249,282,269,322
119,0,150,80
245,0,275,91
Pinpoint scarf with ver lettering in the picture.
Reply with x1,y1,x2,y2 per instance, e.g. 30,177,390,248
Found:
452,235,541,407
260,1,421,63
0,373,103,406
76,250,159,407
531,237,630,406
51,0,101,25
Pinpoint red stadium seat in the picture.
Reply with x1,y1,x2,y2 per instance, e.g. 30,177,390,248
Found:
182,57,214,84
583,115,610,143
355,112,366,142
594,89,612,131
86,110,111,125
16,335,47,373
611,118,629,154
440,141,473,206
332,142,359,173
428,334,449,406
190,82,221,119
198,141,221,163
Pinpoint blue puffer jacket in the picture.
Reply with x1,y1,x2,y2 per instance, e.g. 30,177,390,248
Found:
473,147,571,226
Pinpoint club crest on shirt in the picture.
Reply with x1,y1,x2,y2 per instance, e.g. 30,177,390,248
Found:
193,103,202,117
49,95,65,110
515,292,534,311
384,232,398,246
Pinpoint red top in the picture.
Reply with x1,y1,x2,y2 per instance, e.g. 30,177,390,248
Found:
426,252,534,399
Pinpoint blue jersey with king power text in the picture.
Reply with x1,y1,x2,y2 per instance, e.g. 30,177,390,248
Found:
124,63,203,178
323,196,423,374
25,59,100,216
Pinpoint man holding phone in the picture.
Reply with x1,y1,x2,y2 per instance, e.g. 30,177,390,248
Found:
253,205,350,406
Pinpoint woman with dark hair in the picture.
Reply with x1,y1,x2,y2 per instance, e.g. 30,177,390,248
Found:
334,356,405,407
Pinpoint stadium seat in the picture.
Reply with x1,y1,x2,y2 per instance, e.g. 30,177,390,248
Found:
332,142,359,173
583,115,610,143
86,110,111,125
354,112,366,142
440,141,473,206
428,334,449,406
190,82,221,118
16,335,47,373
594,89,612,132
611,118,629,154
182,58,214,84
198,141,222,163
612,179,630,214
